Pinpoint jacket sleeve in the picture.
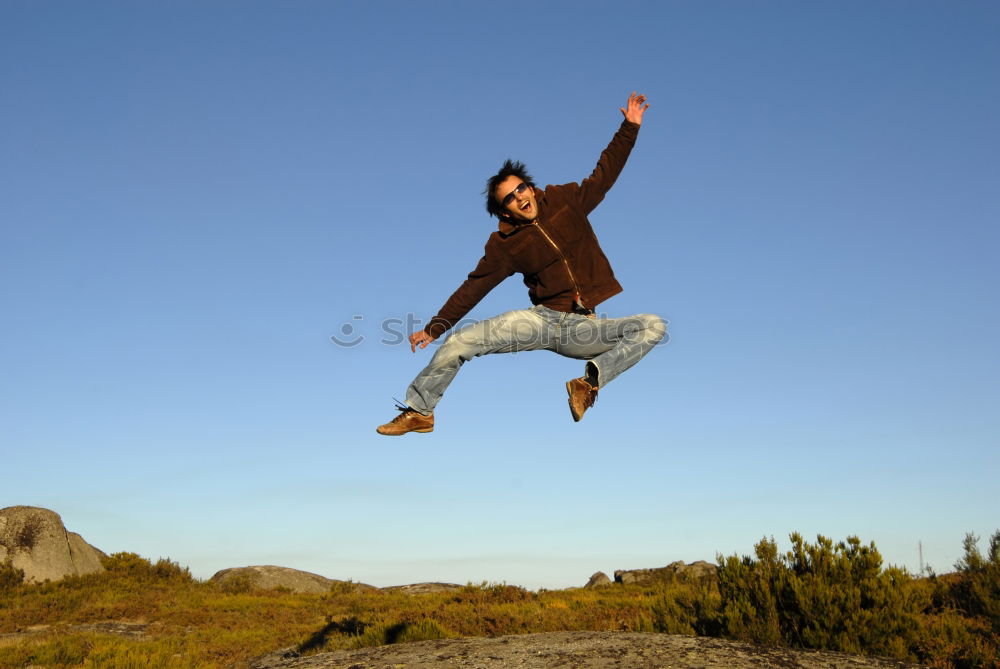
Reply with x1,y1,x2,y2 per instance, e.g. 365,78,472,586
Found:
577,119,640,215
424,237,514,339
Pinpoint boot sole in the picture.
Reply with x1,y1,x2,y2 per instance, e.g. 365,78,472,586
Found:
376,427,434,436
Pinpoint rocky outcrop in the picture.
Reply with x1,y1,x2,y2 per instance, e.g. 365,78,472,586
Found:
585,571,612,588
381,582,464,594
209,568,466,595
248,630,925,669
210,565,374,594
615,560,718,585
0,506,105,583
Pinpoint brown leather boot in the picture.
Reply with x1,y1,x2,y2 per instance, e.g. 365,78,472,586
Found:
566,377,598,422
376,406,434,435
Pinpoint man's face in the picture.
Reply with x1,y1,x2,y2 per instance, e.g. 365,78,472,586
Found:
496,175,538,222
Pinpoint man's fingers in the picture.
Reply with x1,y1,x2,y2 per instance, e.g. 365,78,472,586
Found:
622,92,648,119
410,334,430,351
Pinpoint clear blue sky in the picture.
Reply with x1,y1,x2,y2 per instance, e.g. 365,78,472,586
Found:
2,1,997,589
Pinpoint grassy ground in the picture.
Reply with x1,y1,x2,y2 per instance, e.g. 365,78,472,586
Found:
0,533,996,668
0,565,710,668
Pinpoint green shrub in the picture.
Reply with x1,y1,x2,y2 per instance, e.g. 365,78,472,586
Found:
13,634,92,665
650,593,696,635
0,559,25,592
217,572,257,595
923,530,1000,668
327,579,361,595
716,533,927,660
101,552,192,584
349,618,455,648
950,531,1000,632
453,582,534,604
716,536,783,644
918,610,998,669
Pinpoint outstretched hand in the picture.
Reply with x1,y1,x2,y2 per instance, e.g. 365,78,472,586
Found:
409,329,436,352
619,91,650,126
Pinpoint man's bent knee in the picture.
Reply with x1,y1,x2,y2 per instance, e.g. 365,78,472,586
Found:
641,314,668,345
431,337,477,367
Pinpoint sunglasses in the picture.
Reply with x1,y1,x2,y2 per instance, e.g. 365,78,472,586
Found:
501,183,530,207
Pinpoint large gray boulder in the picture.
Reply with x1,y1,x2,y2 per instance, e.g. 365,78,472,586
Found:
210,565,374,594
0,506,106,583
614,560,717,585
381,582,464,594
584,571,613,588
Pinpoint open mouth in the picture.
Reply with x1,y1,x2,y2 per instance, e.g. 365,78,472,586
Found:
520,201,531,212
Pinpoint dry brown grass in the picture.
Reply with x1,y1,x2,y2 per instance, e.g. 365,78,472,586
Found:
0,537,996,668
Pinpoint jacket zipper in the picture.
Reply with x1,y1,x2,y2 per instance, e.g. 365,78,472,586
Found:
533,220,587,311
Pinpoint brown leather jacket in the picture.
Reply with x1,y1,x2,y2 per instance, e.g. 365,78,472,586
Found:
425,120,640,340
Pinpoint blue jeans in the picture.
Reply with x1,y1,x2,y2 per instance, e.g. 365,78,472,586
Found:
406,306,668,415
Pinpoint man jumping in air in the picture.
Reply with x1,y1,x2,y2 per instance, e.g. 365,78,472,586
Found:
377,92,667,435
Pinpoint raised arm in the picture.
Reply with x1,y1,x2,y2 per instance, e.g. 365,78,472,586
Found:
578,92,649,213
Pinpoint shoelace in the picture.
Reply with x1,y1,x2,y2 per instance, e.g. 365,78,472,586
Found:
390,399,414,422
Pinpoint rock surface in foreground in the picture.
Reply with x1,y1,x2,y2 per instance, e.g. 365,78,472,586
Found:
0,506,105,583
249,631,925,669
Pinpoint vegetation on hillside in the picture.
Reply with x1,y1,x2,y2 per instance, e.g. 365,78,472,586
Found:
0,532,996,668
